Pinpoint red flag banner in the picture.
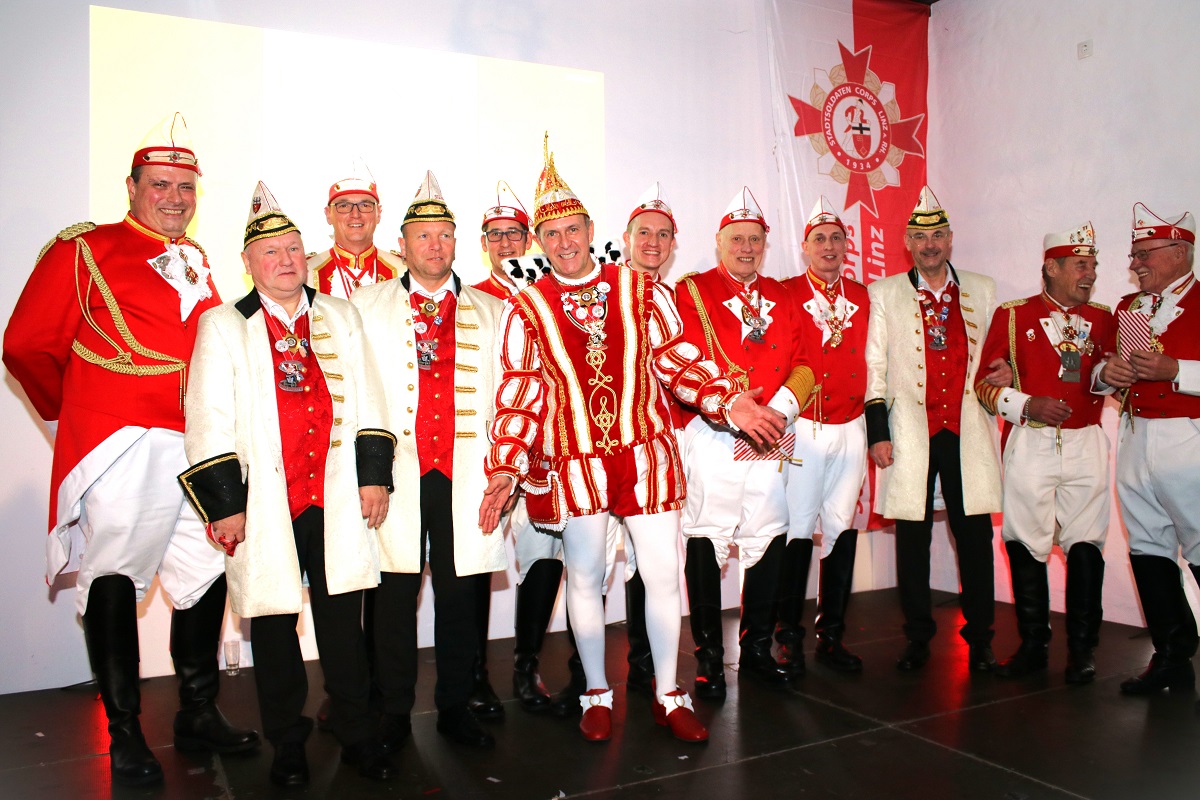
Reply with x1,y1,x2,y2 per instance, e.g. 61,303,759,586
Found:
768,0,930,529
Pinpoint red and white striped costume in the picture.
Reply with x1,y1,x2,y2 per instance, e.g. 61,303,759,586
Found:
485,260,739,526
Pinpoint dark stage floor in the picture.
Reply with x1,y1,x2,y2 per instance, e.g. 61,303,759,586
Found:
2,589,1198,799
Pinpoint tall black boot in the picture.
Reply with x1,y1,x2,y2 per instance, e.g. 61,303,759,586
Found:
513,559,563,713
685,537,727,700
83,574,163,786
550,599,596,718
739,535,792,684
467,572,504,720
625,568,655,694
996,541,1051,679
815,532,863,672
1064,543,1105,684
774,538,813,676
171,574,261,753
1120,555,1198,695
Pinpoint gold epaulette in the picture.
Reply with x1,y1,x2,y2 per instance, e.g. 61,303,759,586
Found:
1000,298,1028,309
677,271,700,281
306,251,318,259
1088,300,1111,313
389,250,403,258
38,222,96,264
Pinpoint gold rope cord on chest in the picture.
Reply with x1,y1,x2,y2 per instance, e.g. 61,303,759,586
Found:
584,350,619,455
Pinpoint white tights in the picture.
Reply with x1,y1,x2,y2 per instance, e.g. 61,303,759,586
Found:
562,510,682,693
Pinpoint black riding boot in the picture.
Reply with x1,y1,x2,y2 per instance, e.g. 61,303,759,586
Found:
513,559,563,712
625,568,655,694
815,532,863,672
83,575,163,786
1120,555,1198,695
467,573,504,720
774,538,812,676
685,537,727,700
171,575,261,753
1064,542,1105,684
996,541,1051,678
739,535,792,684
550,600,595,717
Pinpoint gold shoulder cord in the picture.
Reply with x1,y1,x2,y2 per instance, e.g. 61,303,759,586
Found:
680,277,748,391
1007,306,1045,429
58,230,188,408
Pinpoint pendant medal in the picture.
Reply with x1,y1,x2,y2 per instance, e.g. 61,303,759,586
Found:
416,339,439,370
1059,342,1081,382
278,360,305,392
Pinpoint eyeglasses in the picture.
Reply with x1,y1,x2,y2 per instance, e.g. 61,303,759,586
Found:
332,200,378,215
907,230,949,243
485,228,528,242
1128,242,1180,262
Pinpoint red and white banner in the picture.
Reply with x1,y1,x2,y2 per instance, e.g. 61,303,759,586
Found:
767,0,931,528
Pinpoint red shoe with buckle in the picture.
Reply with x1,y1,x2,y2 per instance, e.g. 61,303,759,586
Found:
579,688,613,742
654,690,709,743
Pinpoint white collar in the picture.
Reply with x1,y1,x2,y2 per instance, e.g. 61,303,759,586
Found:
261,291,310,329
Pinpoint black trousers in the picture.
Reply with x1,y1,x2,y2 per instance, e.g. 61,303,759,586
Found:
250,506,373,747
894,429,995,645
375,470,477,713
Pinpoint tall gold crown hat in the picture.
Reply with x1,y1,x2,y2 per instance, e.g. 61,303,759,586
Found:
533,132,588,230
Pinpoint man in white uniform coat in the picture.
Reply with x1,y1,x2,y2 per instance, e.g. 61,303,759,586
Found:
352,172,507,750
181,183,397,786
865,187,1003,673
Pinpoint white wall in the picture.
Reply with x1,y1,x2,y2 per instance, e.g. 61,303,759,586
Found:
0,0,779,695
928,0,1200,626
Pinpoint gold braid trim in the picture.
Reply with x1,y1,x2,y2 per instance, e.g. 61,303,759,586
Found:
679,276,748,391
65,231,188,406
1006,305,1045,428
783,366,816,413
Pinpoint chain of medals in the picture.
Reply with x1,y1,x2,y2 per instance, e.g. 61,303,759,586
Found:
560,280,611,351
335,253,376,297
811,275,847,347
560,278,618,454
413,293,453,370
262,306,311,393
1045,296,1093,383
736,284,768,343
918,288,952,350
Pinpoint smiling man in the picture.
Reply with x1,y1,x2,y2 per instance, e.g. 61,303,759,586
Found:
674,188,813,698
479,137,786,745
976,222,1115,683
352,172,507,751
308,170,401,299
865,186,1002,673
1095,203,1200,696
3,115,258,787
181,183,396,787
775,197,871,677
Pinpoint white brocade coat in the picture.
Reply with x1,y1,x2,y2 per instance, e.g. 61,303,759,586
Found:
184,290,386,618
865,268,1002,521
351,277,508,576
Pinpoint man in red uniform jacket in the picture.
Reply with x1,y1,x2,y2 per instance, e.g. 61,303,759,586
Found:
2,115,258,787
976,221,1115,683
675,187,814,699
307,169,401,299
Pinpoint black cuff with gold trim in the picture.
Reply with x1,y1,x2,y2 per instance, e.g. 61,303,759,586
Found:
178,454,246,525
864,399,891,447
356,428,397,491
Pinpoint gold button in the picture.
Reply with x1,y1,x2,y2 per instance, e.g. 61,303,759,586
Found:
308,428,315,435
407,407,413,413
308,473,315,479
434,414,440,420
408,384,415,391
303,386,311,393
917,382,924,387
434,372,440,378
408,362,414,369
918,400,924,405
434,393,440,399
824,372,830,378
916,346,922,352
433,436,438,441
404,429,412,436
308,451,316,458
406,341,413,347
307,406,314,413
311,494,318,501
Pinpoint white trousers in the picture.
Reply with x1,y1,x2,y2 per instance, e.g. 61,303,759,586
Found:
681,417,789,568
1117,416,1200,563
74,428,225,615
1001,424,1109,560
561,511,682,693
784,417,867,558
